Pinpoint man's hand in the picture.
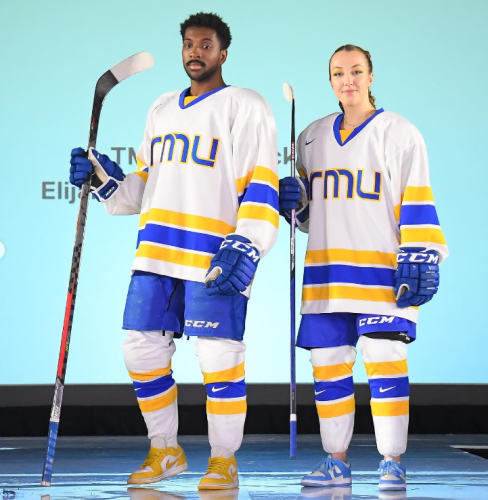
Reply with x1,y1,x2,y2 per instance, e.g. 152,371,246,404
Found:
205,235,260,296
395,249,440,307
69,147,125,201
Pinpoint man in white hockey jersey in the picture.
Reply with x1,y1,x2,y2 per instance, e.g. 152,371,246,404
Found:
69,12,278,490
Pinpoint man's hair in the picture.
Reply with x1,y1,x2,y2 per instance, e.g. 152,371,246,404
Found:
180,12,232,50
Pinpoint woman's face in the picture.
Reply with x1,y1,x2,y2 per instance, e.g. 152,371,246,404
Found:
329,50,374,109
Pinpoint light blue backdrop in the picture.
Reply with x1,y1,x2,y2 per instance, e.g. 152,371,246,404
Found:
0,0,485,385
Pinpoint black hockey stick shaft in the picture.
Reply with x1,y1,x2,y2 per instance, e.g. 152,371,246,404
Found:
41,53,154,486
289,96,297,458
283,82,297,458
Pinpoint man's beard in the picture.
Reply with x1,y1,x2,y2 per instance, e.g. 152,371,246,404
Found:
184,61,220,82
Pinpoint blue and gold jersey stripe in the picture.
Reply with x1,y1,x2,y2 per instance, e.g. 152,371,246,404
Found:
400,205,440,226
136,243,212,270
303,285,396,303
139,209,236,236
305,249,397,267
304,264,395,287
137,224,223,255
237,166,279,228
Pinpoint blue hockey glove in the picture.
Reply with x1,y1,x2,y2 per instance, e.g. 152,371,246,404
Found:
205,234,260,296
279,177,302,215
395,249,440,308
69,147,125,201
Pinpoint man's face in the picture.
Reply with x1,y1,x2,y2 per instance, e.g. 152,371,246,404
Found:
182,27,227,82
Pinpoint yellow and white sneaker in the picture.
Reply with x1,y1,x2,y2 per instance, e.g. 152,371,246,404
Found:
198,456,239,490
127,445,188,484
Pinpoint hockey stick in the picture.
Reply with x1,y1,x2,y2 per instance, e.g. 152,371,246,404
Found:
283,82,297,458
40,52,154,487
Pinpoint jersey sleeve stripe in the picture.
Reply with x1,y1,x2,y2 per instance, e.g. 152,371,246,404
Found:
136,156,147,171
139,208,236,236
136,243,212,269
400,227,447,246
403,186,434,203
239,183,279,208
237,204,279,228
302,285,396,303
304,264,395,287
305,249,397,267
252,166,279,190
399,204,440,226
394,203,402,222
236,171,254,195
297,167,307,178
137,224,224,254
132,171,149,184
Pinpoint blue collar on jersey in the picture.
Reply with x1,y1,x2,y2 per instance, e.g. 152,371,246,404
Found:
179,85,230,109
333,108,384,147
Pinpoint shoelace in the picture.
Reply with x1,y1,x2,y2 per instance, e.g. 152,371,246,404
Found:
315,456,338,475
380,461,404,477
207,457,229,476
142,449,168,468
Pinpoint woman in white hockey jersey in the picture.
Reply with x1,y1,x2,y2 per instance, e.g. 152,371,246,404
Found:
69,13,278,490
279,45,448,491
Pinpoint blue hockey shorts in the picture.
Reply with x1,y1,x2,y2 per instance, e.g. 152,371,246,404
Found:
123,271,248,340
297,312,417,349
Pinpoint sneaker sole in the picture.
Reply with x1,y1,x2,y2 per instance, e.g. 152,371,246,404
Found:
301,478,352,488
198,480,239,490
379,485,406,491
127,462,188,484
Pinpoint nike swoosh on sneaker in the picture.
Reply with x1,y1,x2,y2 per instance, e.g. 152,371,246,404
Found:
314,389,326,395
229,466,238,479
164,452,182,469
305,139,316,146
211,386,229,393
379,386,396,393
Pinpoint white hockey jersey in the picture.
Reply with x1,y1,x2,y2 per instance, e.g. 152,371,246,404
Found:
104,86,279,282
296,109,448,323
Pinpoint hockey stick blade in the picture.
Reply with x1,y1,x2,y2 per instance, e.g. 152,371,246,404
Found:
283,82,295,102
41,52,154,487
89,52,154,149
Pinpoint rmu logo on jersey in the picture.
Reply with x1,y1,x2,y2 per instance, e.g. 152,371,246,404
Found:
359,316,395,327
151,134,220,168
310,168,382,201
185,320,220,329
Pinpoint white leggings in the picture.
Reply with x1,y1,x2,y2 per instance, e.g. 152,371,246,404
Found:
123,330,246,458
311,336,409,457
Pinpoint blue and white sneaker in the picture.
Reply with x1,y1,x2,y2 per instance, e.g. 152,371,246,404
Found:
301,455,352,487
378,460,406,491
